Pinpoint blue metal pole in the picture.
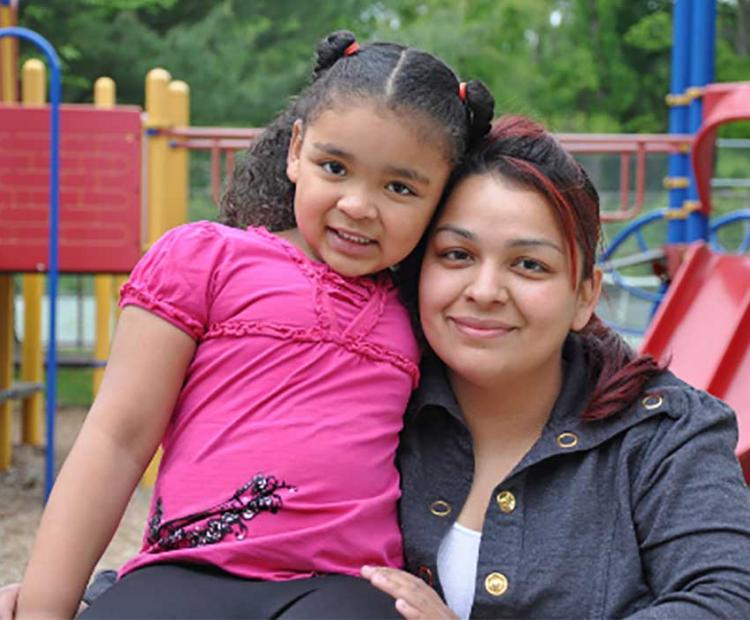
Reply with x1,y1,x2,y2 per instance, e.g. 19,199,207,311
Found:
686,0,716,241
667,0,691,245
0,26,61,501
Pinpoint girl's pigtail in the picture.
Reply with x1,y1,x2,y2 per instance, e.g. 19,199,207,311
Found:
219,108,297,231
313,30,358,79
464,80,495,147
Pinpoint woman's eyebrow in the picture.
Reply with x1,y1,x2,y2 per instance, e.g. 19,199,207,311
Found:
434,227,565,254
508,238,565,254
433,225,475,240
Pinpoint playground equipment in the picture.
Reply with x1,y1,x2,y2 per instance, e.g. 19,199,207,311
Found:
0,0,191,496
2,0,750,498
594,0,750,480
0,24,60,499
640,243,750,475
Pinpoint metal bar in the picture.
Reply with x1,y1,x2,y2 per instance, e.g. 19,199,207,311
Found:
0,26,62,501
167,126,262,139
598,248,667,272
211,141,222,206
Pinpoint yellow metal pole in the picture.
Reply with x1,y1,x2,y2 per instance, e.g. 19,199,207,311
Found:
20,59,46,446
0,0,19,103
166,80,190,229
0,1,19,469
145,68,171,246
142,68,171,486
0,277,13,470
92,78,116,396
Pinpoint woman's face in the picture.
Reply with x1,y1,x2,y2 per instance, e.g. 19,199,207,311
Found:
418,172,601,387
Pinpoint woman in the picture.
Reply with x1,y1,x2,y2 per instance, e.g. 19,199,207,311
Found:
3,117,750,619
362,116,750,619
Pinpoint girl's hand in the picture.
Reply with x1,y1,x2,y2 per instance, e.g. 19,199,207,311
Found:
361,566,458,620
0,583,20,620
0,583,87,620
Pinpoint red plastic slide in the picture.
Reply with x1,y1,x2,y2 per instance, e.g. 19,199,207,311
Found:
640,242,750,480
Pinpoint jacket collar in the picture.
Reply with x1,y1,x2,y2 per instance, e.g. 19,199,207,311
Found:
411,334,673,463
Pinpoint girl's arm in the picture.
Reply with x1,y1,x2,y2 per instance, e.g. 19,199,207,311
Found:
17,306,196,619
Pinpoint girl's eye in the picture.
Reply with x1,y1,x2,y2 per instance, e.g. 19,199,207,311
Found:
386,181,416,197
321,161,346,176
515,257,548,273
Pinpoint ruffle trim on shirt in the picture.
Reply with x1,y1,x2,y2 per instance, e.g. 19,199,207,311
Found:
205,319,420,387
250,227,393,294
120,283,205,340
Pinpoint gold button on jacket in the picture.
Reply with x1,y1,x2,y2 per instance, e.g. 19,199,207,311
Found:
496,490,516,513
556,431,579,448
429,500,451,517
484,572,509,596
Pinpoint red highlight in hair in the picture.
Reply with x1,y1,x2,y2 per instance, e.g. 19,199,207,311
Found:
474,115,664,421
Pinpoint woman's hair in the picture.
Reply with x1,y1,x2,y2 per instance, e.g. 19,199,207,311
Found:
220,30,495,231
409,115,663,421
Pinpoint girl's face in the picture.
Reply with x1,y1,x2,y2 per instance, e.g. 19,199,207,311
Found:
419,173,602,387
286,102,452,278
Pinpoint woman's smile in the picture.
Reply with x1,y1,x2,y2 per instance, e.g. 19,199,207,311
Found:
448,316,516,339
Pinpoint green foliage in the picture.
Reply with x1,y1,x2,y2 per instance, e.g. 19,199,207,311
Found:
15,1,750,136
56,367,94,408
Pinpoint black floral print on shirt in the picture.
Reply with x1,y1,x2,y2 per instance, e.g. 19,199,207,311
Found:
146,473,296,551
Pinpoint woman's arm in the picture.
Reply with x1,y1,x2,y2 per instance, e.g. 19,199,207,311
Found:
628,388,750,619
17,307,196,619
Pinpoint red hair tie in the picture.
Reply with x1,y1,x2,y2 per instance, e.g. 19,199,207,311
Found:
344,41,360,56
458,82,467,102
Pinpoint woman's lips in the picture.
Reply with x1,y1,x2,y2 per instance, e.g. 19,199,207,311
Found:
449,316,516,339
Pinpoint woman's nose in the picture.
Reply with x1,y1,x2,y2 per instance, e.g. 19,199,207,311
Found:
465,267,508,306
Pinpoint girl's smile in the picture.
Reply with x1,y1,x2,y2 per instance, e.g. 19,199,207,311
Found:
285,102,452,278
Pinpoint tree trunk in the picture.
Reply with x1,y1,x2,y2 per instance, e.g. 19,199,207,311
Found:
738,0,749,56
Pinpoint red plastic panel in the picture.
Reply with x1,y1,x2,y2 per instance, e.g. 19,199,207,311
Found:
0,104,142,273
641,242,750,479
692,82,750,215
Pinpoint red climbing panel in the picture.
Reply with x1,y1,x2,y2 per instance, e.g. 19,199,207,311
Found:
0,103,142,273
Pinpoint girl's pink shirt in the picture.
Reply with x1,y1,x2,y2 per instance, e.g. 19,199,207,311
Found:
117,222,419,580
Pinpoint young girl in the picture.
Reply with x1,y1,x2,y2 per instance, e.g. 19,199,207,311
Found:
364,116,750,618
16,31,494,619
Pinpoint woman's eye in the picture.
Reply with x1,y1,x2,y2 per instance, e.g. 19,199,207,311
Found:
321,161,346,176
516,258,547,273
386,181,416,196
440,249,472,262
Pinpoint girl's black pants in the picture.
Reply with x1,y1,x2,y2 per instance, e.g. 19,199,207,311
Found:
79,563,399,619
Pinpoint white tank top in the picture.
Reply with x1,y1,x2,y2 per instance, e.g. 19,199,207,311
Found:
437,522,482,620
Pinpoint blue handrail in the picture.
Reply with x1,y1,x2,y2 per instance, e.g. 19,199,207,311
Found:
0,26,61,501
599,210,667,304
709,209,750,254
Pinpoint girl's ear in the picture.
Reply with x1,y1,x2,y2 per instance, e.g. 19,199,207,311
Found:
571,267,603,332
286,119,304,184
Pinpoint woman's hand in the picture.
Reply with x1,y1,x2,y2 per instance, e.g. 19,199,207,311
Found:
361,566,458,620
